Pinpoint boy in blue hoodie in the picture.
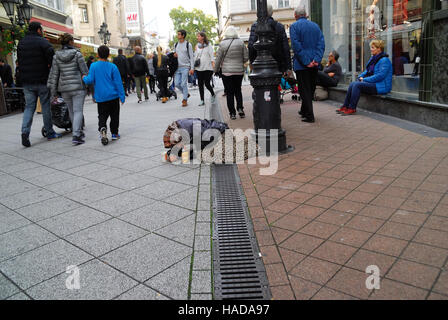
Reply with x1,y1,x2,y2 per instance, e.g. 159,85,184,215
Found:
83,45,125,145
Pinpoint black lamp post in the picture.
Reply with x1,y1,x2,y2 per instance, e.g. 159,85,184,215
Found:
1,0,33,28
249,0,292,155
98,22,111,45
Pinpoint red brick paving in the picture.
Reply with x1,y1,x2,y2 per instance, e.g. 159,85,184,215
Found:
220,86,448,300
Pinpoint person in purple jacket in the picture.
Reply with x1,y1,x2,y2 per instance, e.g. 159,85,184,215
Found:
83,46,125,145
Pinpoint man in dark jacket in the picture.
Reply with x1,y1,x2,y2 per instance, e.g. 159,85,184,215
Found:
290,5,325,123
131,46,150,103
248,4,292,74
18,21,61,147
113,49,130,97
0,59,14,88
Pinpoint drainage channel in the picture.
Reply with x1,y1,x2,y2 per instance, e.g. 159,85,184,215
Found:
212,164,271,300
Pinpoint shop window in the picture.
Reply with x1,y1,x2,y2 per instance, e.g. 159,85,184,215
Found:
322,0,423,100
278,0,290,9
250,0,257,11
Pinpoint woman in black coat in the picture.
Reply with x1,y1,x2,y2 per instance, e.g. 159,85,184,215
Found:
153,46,170,103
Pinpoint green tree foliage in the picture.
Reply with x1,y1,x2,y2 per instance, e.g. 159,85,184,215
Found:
169,7,218,48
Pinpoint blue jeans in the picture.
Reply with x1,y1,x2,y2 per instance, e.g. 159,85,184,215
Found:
175,67,190,100
21,84,55,136
344,81,378,110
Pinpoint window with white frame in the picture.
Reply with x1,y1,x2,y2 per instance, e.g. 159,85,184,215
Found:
79,5,88,23
278,0,290,9
34,0,65,12
250,0,257,11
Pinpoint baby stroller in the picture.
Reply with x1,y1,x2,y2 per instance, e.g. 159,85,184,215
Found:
156,76,177,102
279,77,299,104
41,96,80,137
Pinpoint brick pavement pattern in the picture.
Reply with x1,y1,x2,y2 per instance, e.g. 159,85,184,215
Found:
0,90,213,300
221,85,448,300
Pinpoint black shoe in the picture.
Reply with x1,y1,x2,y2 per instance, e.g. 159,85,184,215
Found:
72,136,85,146
21,133,31,148
230,114,237,120
237,108,245,119
138,100,142,104
302,118,315,123
298,111,303,116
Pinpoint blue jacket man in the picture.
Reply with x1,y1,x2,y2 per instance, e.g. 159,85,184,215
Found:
290,6,325,123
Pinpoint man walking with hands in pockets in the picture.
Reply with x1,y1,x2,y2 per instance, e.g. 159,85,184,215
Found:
174,29,194,107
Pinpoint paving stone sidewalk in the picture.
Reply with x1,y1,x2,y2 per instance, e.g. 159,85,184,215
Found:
0,88,215,300
220,85,448,300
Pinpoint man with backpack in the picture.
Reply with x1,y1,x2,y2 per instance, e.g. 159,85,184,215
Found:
174,29,194,107
113,49,131,97
248,4,292,76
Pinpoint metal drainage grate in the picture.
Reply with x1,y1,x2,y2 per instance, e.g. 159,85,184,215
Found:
212,164,271,300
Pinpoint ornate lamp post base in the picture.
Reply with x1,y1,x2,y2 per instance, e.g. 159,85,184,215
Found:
249,0,293,155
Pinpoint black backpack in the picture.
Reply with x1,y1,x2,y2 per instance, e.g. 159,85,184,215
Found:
167,52,178,78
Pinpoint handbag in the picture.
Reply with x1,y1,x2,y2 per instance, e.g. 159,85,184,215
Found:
217,39,235,77
194,45,205,68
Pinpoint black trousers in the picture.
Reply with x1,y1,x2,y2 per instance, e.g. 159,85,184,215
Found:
316,71,338,88
296,69,318,120
222,75,244,116
156,71,169,98
197,70,215,101
149,75,156,93
98,98,120,134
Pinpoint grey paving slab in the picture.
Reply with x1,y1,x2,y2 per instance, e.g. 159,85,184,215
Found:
24,171,75,187
103,173,159,191
66,219,147,257
16,197,82,222
27,259,137,300
144,255,192,300
37,206,110,237
102,234,191,282
191,271,212,294
197,200,211,211
0,224,57,262
196,222,211,237
0,155,27,167
195,236,212,252
164,187,198,211
89,191,154,217
0,273,20,299
47,158,91,171
190,294,212,300
197,210,211,223
100,155,140,167
65,185,124,205
166,170,201,187
120,201,193,232
0,161,42,174
116,285,170,300
0,180,38,199
155,214,196,247
11,166,59,180
43,176,101,195
108,157,163,172
143,164,193,179
0,209,32,235
77,168,133,184
72,150,113,163
0,240,92,290
134,180,193,201
66,163,109,177
6,292,30,300
198,191,211,203
193,251,212,271
0,188,57,210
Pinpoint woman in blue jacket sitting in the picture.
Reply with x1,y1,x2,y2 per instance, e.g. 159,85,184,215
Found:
337,40,392,115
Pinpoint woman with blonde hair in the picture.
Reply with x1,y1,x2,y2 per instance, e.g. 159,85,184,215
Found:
337,39,392,115
214,26,249,120
153,46,170,103
47,33,89,145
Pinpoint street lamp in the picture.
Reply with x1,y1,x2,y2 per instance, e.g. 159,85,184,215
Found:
98,22,111,45
249,0,292,154
0,0,33,27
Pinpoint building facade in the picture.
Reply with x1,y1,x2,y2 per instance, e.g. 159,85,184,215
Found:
220,0,309,41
